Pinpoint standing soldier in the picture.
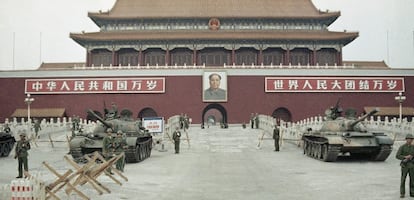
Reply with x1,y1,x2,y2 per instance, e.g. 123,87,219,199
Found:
3,123,11,133
114,130,127,172
273,125,280,151
102,128,115,174
33,119,41,139
254,113,259,129
14,132,31,178
396,133,414,198
172,127,181,154
250,113,255,129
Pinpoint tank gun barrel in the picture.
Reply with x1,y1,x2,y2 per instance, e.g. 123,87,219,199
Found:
87,109,113,129
350,108,379,128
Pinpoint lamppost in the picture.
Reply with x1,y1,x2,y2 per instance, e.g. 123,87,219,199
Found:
24,93,35,126
394,92,406,123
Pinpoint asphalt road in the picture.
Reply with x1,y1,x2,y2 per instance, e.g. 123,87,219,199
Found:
0,125,405,199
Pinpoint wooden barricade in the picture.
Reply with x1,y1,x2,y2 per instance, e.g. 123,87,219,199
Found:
42,151,127,199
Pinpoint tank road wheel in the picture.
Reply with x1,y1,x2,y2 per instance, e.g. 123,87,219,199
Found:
371,145,393,161
321,144,329,161
316,144,322,160
2,143,10,157
0,143,4,157
135,145,141,162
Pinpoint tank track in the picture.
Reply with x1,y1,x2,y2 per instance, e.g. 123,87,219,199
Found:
303,137,341,162
371,145,392,161
0,136,16,157
125,137,152,163
69,148,88,163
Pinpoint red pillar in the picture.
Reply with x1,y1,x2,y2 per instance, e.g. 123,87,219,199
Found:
138,49,143,66
193,48,197,65
231,48,235,65
312,49,317,65
165,48,170,66
337,49,343,66
258,48,263,65
86,50,92,67
112,50,118,66
284,49,290,65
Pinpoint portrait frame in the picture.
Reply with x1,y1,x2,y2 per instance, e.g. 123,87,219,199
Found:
202,71,228,102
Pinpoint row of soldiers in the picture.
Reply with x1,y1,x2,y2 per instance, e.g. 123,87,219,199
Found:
102,128,127,172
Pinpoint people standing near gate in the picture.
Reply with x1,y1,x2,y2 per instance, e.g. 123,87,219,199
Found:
396,133,414,198
273,125,280,151
114,130,127,172
102,128,115,174
14,131,31,178
3,123,11,133
33,118,41,139
250,113,255,129
172,127,181,154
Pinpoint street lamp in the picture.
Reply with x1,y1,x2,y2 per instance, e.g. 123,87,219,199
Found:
24,93,35,125
394,92,406,123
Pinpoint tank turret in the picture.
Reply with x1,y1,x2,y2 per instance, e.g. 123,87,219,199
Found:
302,102,393,162
69,107,152,163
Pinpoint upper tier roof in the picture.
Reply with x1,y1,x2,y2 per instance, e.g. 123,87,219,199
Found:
89,0,340,19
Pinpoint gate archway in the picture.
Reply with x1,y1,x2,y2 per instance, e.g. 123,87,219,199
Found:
138,107,158,119
202,103,228,128
272,107,292,122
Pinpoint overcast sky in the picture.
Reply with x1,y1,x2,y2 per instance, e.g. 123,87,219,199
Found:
0,0,413,70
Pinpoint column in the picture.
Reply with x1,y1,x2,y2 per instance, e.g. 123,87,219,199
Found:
231,48,235,65
284,49,290,65
312,49,317,66
193,48,197,65
337,48,343,66
86,50,92,67
111,49,118,66
165,48,170,66
138,49,143,66
258,48,263,65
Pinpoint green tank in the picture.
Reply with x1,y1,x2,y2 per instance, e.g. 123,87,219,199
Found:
302,105,394,162
69,108,152,163
0,127,16,157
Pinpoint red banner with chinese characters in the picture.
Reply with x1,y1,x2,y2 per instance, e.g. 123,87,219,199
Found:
265,77,404,92
25,78,165,94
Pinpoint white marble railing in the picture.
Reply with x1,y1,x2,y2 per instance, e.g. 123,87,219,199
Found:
256,115,414,146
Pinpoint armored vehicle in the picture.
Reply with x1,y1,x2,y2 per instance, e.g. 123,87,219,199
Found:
69,109,152,163
0,128,16,157
302,105,393,162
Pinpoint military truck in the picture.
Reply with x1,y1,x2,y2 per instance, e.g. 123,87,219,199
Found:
302,106,393,162
69,108,152,163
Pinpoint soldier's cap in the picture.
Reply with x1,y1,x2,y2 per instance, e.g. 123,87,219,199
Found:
19,132,27,137
106,128,113,133
117,130,123,134
406,134,414,139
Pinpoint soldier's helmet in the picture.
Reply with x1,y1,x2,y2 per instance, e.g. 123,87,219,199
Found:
106,128,113,133
406,134,414,139
19,131,27,137
117,130,123,134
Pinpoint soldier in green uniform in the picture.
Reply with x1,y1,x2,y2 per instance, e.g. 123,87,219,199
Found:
102,128,115,174
250,113,254,129
14,132,31,178
114,130,127,172
3,123,11,133
273,125,280,151
33,119,41,139
396,133,414,198
254,113,259,129
172,127,181,154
